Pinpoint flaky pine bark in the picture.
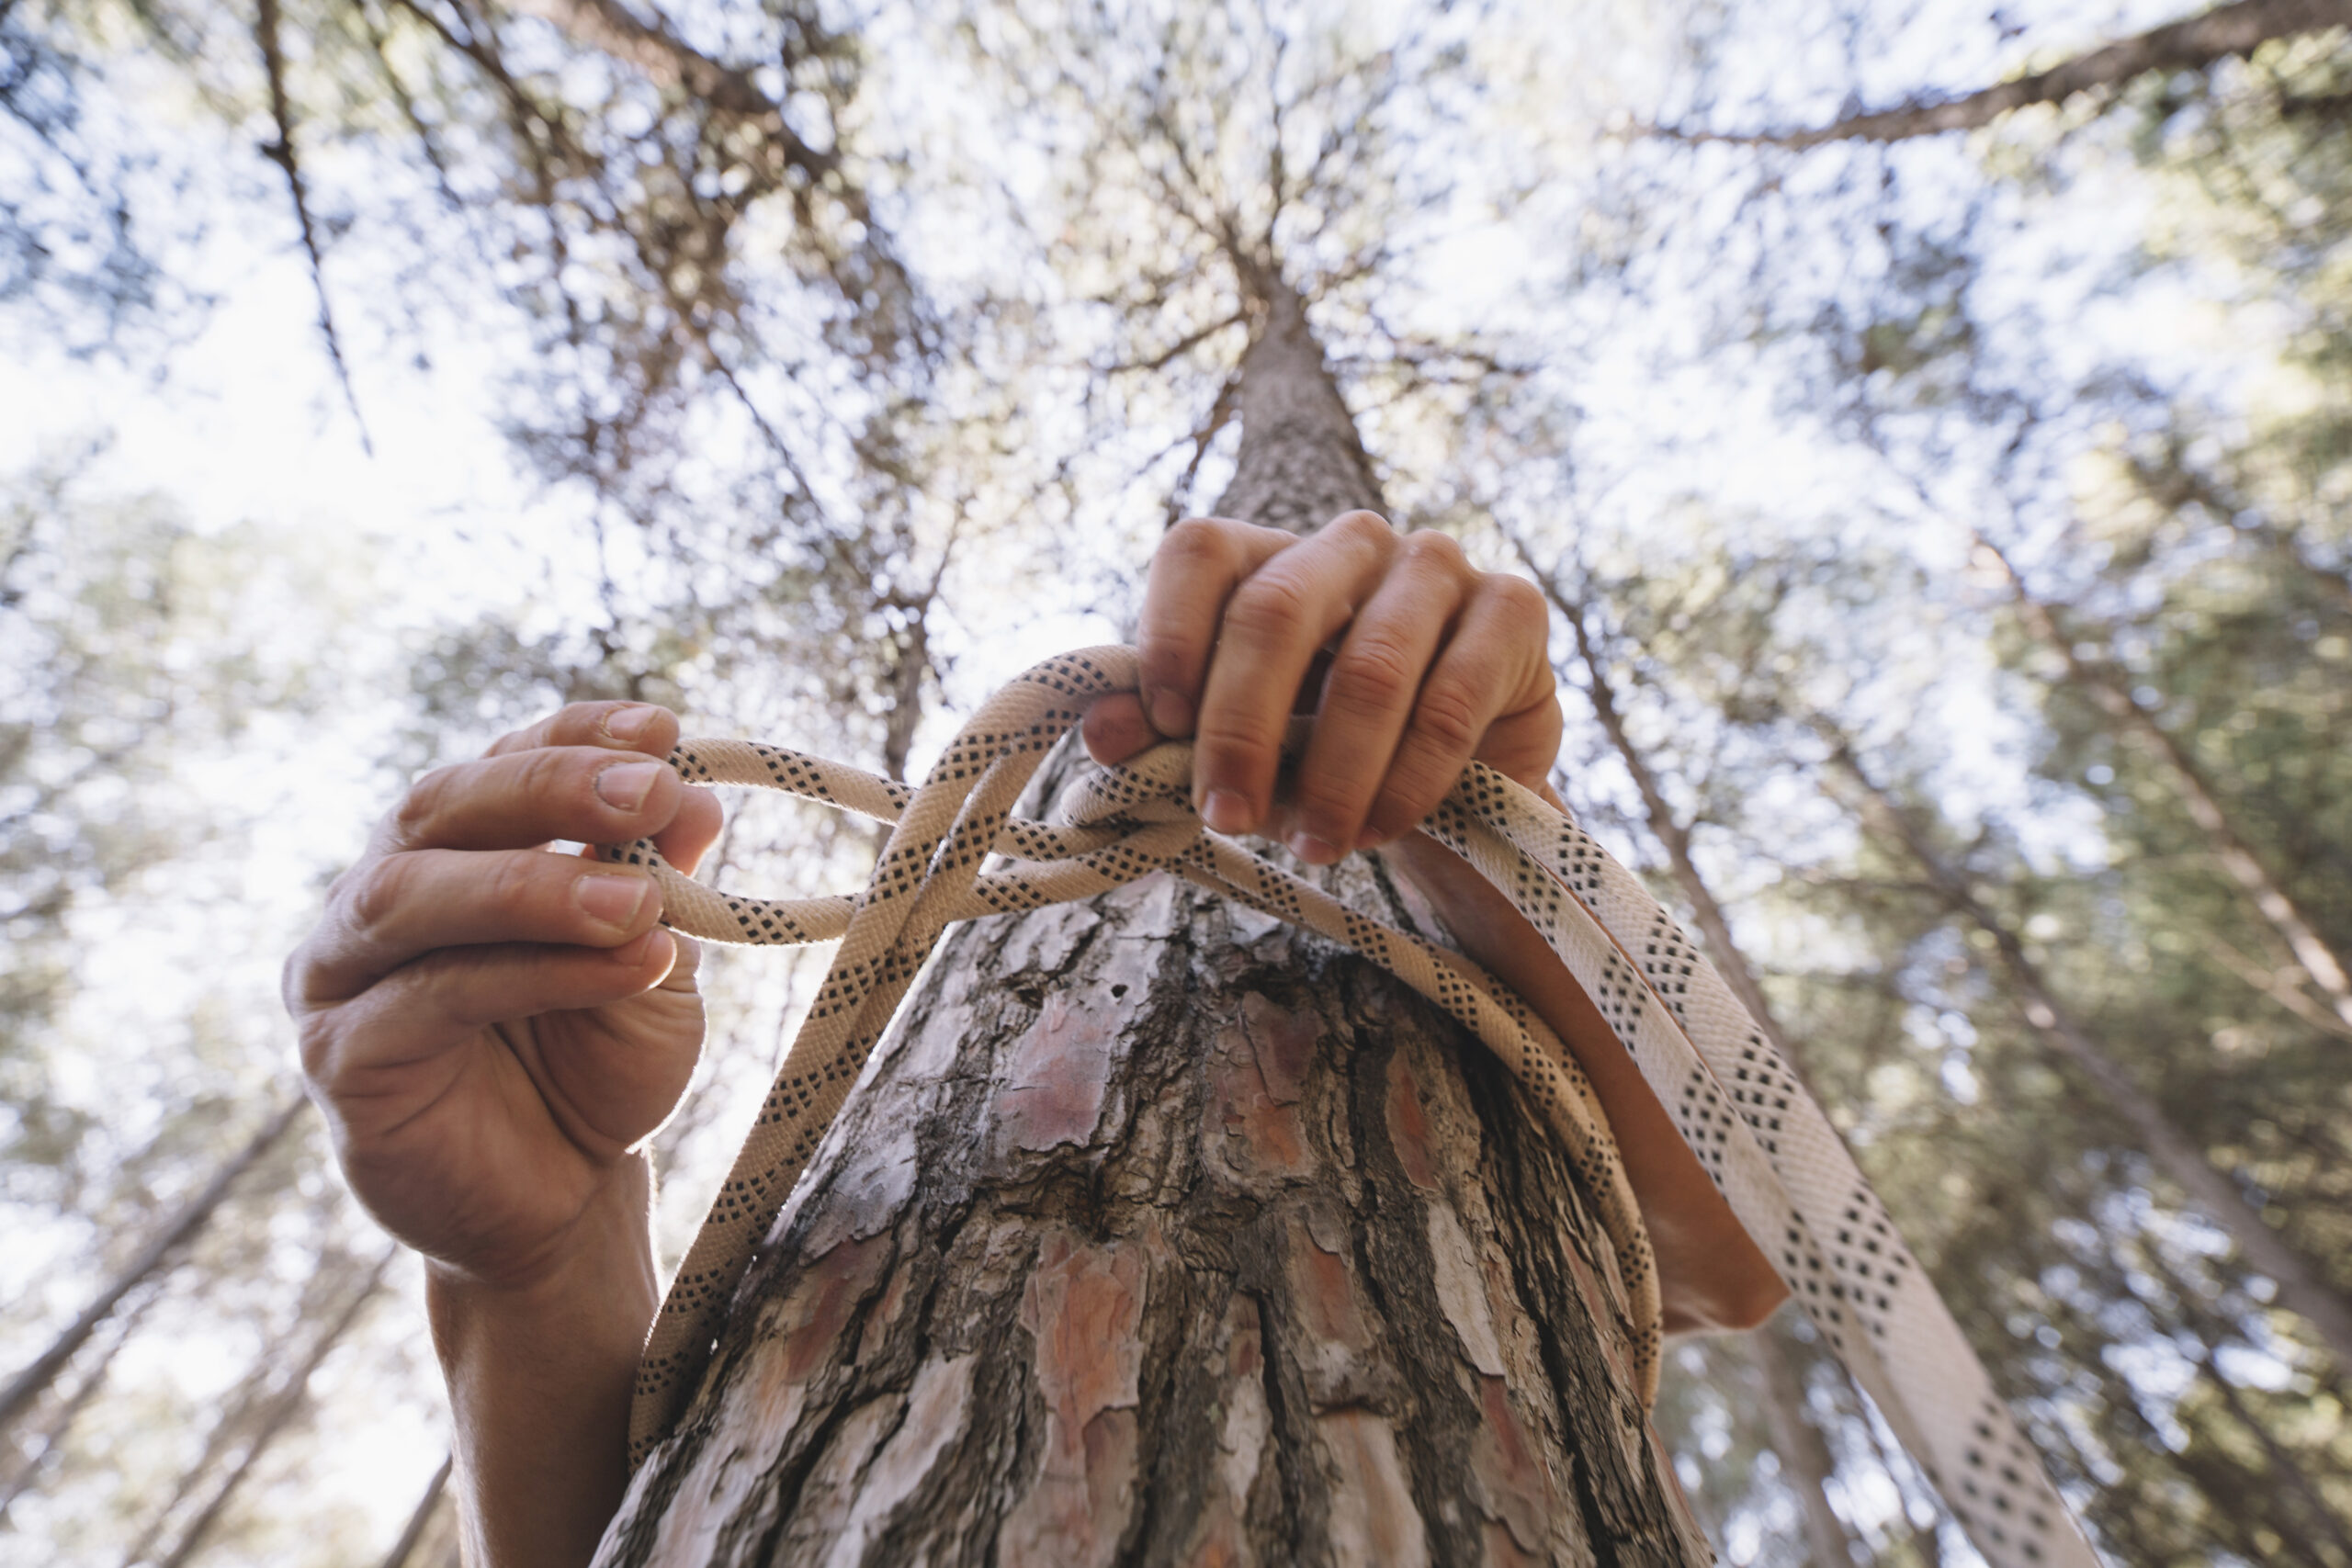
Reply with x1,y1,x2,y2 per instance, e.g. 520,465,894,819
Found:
595,272,1712,1565
1672,0,2352,148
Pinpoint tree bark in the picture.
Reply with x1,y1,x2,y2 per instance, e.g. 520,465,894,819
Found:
1825,740,2352,1370
594,271,1711,1565
1679,0,2352,148
0,1092,305,1438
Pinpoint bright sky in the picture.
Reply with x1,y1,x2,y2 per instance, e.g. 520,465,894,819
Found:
0,0,2303,1559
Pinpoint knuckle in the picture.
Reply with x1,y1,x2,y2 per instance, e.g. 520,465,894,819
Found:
292,1010,339,1082
1325,636,1419,716
280,943,318,1015
1364,760,1446,831
1222,571,1315,640
1140,629,1207,684
1327,509,1395,547
390,765,458,841
509,745,580,813
481,851,548,920
1487,572,1549,626
1294,770,1370,826
1401,528,1465,571
1193,715,1278,775
341,855,410,942
1412,681,1484,756
1162,515,1237,568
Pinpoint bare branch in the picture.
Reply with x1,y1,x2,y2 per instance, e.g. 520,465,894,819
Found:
1104,309,1247,376
1663,0,2352,149
254,0,372,454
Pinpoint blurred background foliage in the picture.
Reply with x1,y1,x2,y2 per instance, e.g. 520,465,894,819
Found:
2,0,2348,1562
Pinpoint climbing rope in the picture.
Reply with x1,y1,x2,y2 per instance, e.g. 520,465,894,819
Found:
602,646,2098,1568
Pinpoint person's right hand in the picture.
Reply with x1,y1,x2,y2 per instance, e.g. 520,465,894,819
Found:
284,702,722,1293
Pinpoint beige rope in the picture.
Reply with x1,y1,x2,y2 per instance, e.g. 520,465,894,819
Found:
602,646,2100,1568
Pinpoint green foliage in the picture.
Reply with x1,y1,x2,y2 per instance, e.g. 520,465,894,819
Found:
9,0,2352,1563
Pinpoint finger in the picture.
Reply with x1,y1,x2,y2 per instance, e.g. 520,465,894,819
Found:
1471,695,1566,791
1081,693,1162,771
379,745,685,856
1136,517,1295,738
654,930,703,992
650,784,723,875
1360,573,1556,847
304,930,679,1086
1193,511,1399,835
483,701,680,761
300,850,665,1005
1286,530,1474,863
582,784,721,874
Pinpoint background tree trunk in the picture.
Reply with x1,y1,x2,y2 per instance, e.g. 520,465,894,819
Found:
594,273,1713,1565
1825,736,2352,1368
1684,0,2352,147
0,1092,305,1438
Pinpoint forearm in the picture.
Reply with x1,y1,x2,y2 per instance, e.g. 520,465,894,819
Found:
1380,825,1788,1333
428,1157,661,1568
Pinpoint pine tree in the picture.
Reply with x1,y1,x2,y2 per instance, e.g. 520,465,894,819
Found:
594,263,1709,1565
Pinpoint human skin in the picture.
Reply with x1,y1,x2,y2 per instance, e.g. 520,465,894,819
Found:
284,510,1781,1566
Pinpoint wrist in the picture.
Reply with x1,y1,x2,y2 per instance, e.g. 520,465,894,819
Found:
426,1156,661,1350
427,1155,660,1568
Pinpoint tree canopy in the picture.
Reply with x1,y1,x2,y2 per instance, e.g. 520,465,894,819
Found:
2,0,2348,1562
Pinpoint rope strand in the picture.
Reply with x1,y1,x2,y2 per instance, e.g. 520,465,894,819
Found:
603,646,2100,1568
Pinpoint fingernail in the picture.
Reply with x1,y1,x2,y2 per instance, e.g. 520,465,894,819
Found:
604,704,658,741
1355,827,1385,851
1148,689,1194,737
576,873,650,927
1289,829,1340,865
595,760,662,810
1201,789,1252,835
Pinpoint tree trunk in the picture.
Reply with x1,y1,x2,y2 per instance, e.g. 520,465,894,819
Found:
2131,1246,2352,1566
1750,1329,1856,1568
1680,0,2352,148
0,1290,153,1522
594,272,1711,1565
0,1092,305,1438
1826,740,2352,1369
1976,536,2352,1033
1525,570,1872,1568
147,1247,395,1568
378,1454,456,1568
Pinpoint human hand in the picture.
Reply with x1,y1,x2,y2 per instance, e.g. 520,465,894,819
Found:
1082,510,1563,854
1084,511,1785,1333
284,702,723,1294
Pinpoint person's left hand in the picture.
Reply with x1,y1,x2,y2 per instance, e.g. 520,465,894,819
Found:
1086,508,1789,1336
1081,511,1562,854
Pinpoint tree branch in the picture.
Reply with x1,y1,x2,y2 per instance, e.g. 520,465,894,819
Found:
254,0,372,454
1665,0,2352,149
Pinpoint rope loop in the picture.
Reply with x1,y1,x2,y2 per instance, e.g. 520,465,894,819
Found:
604,646,2100,1568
